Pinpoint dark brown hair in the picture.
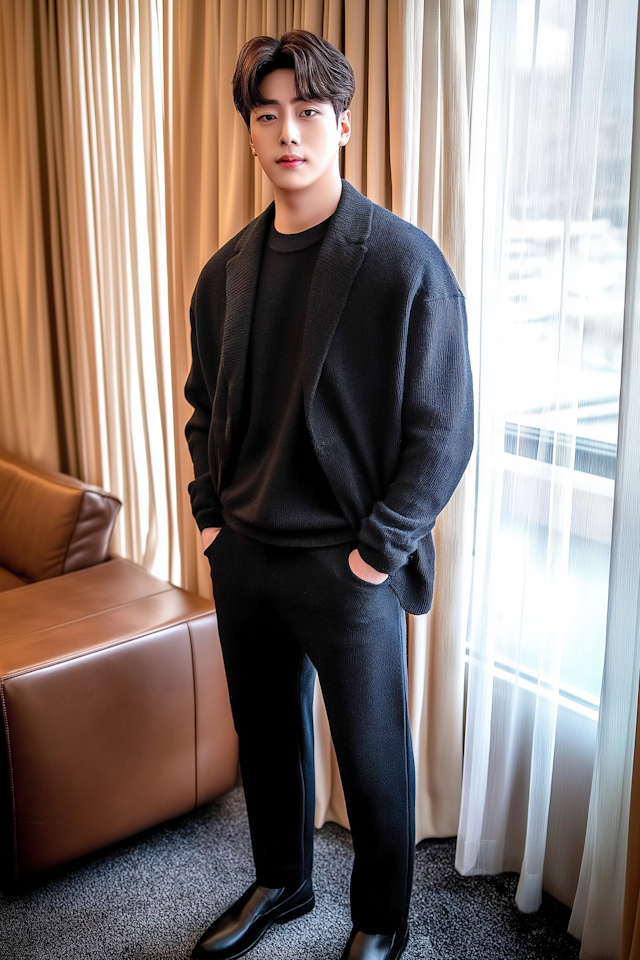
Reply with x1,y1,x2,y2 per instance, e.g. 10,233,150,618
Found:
232,30,355,131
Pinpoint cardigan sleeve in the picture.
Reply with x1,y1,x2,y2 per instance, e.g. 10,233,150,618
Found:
356,290,474,576
184,296,224,531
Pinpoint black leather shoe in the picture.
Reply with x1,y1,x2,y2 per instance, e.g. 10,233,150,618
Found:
191,877,314,959
340,925,409,960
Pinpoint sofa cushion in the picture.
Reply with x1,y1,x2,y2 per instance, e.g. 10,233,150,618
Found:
0,450,121,582
0,567,29,593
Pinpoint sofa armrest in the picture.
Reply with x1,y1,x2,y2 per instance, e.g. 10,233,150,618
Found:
0,448,121,581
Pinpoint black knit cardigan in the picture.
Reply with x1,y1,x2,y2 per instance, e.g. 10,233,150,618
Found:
184,179,474,615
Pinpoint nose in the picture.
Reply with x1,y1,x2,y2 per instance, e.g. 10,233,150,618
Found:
279,111,300,145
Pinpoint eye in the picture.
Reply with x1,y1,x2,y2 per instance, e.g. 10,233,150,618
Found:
301,108,318,117
257,113,276,122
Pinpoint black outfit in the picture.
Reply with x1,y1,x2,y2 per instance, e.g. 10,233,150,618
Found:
184,179,474,937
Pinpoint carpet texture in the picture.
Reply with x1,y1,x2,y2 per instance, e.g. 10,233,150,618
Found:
0,787,580,959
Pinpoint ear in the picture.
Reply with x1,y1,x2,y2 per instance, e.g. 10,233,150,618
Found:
338,109,351,147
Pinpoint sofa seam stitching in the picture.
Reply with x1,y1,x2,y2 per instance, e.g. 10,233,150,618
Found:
0,557,124,590
0,585,177,643
1,614,215,682
60,492,85,575
186,620,199,810
1,680,19,877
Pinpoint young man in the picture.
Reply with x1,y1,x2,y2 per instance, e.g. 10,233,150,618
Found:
184,30,473,960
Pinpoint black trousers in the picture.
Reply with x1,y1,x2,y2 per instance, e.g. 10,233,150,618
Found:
206,525,415,934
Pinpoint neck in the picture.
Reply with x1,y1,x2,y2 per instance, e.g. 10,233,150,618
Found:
272,166,343,234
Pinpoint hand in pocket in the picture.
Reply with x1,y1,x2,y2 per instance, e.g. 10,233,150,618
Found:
202,526,222,553
348,548,388,584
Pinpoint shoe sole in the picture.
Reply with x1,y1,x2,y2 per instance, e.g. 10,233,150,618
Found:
192,894,315,960
273,893,316,925
392,925,409,959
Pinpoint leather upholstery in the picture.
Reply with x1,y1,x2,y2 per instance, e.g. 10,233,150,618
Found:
0,558,170,645
0,568,28,592
0,558,238,879
0,449,121,588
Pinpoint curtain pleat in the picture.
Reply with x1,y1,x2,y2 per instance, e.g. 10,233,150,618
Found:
0,0,61,468
62,0,177,577
36,0,81,478
407,0,474,840
569,5,640,954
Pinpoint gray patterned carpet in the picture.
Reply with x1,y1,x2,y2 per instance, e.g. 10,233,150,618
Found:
0,787,581,959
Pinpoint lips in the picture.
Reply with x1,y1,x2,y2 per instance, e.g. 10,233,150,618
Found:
277,155,305,167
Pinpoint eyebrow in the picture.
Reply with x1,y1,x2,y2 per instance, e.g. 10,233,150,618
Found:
255,98,322,108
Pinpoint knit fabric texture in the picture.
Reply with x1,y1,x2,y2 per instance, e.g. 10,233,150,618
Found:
220,213,353,547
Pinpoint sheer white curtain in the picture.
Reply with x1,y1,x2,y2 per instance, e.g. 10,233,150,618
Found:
568,7,640,956
456,0,638,924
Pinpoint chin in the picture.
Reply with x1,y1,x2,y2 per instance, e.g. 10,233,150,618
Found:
272,167,316,189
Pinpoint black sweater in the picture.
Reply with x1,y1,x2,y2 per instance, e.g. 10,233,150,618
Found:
221,214,352,546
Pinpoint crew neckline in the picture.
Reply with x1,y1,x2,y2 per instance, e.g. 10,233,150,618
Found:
267,213,333,253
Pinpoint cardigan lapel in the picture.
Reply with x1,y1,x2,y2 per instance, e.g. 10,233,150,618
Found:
221,201,275,445
302,179,373,423
220,180,373,452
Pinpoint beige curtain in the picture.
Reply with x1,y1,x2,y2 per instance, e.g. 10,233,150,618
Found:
164,0,475,841
0,0,65,470
0,0,181,582
394,0,475,839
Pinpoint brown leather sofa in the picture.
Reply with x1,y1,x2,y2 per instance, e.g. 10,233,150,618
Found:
0,449,238,885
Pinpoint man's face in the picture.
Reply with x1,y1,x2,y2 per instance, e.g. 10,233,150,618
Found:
249,68,350,192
